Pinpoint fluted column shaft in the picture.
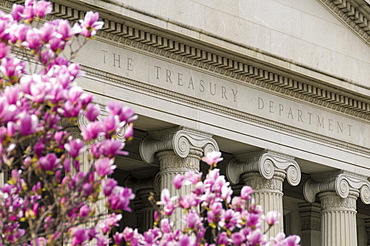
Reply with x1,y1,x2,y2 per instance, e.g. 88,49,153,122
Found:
242,170,285,236
157,149,201,196
318,191,358,246
156,149,202,228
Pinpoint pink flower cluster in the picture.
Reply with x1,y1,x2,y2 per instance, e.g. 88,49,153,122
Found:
0,1,301,245
0,1,136,245
116,151,300,246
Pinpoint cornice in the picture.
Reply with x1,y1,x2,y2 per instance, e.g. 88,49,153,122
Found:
318,0,370,45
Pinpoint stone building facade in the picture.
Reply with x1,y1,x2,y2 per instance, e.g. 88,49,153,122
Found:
2,0,370,245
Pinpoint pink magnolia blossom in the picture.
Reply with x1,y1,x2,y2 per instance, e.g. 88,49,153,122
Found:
103,178,118,196
173,174,185,189
247,229,265,246
34,0,52,18
10,4,24,21
185,170,202,184
160,189,176,216
183,211,201,230
96,235,110,246
64,138,86,158
124,123,134,139
99,214,122,234
39,153,59,171
201,151,223,166
25,29,42,50
79,205,90,217
241,185,254,200
0,43,10,59
79,11,103,37
94,157,115,177
107,186,135,211
16,112,40,136
40,23,55,42
84,103,100,121
71,228,88,246
81,121,104,141
9,24,30,43
99,140,127,157
264,211,280,226
1,57,26,80
55,19,75,41
113,232,124,246
48,37,65,52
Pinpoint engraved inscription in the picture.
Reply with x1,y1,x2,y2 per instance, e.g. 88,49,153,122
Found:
154,66,238,102
86,45,362,143
257,97,353,136
101,49,134,72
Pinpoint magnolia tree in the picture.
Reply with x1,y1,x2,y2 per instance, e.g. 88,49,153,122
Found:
0,1,300,245
118,152,301,246
0,1,136,245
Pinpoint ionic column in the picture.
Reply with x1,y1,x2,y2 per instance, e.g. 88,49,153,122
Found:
298,202,321,246
304,171,370,246
139,127,218,228
226,150,301,236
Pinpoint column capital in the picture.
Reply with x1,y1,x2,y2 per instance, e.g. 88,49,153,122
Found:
304,171,370,204
226,150,301,186
139,127,218,164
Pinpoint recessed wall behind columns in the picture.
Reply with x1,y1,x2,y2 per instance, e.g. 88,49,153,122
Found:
72,0,370,92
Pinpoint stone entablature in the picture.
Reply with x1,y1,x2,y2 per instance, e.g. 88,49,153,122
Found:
2,0,370,174
1,0,369,121
73,37,370,152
